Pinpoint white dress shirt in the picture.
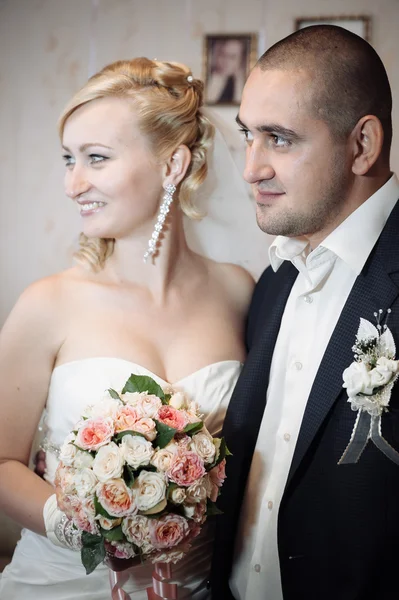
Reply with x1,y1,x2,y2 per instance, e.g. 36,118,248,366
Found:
231,175,399,600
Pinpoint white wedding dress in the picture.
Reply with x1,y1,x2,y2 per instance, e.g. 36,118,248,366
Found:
0,357,242,600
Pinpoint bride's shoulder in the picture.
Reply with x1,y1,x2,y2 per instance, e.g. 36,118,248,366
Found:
203,258,255,312
7,267,87,321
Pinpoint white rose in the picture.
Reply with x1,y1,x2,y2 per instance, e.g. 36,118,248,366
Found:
59,436,77,466
98,516,122,530
152,549,185,564
120,435,154,469
92,442,124,482
74,468,98,498
169,392,186,410
121,392,143,407
182,504,195,519
136,394,163,419
122,514,151,547
342,361,374,397
169,487,186,505
374,357,399,385
83,397,121,420
150,446,177,471
185,480,207,504
73,450,95,469
134,471,166,511
190,431,216,464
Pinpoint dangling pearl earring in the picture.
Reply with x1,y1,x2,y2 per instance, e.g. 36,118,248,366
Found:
143,184,176,263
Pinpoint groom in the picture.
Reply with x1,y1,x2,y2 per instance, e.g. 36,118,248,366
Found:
211,25,399,600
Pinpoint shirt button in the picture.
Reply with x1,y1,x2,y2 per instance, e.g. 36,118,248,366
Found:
294,361,303,371
284,433,291,441
304,295,313,303
267,500,273,510
254,564,261,573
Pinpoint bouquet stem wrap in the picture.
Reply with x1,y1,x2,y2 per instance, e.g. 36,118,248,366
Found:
146,563,177,600
108,562,177,600
109,568,132,600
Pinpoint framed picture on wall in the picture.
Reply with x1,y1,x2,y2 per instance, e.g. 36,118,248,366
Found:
203,34,258,106
295,15,371,42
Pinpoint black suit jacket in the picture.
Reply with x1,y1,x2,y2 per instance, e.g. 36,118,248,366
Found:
211,199,399,600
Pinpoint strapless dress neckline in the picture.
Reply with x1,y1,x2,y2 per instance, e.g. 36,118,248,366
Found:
52,356,243,387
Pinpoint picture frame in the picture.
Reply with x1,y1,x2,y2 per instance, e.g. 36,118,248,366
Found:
295,15,371,42
203,33,258,106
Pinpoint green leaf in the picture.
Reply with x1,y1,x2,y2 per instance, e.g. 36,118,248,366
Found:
122,374,165,400
206,499,223,517
183,421,203,436
154,420,176,449
108,388,120,400
164,393,172,404
100,525,125,542
113,430,146,443
71,442,91,453
207,437,231,470
94,495,114,519
123,464,135,488
81,532,105,575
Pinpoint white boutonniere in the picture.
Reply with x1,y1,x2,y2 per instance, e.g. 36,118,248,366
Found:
339,309,399,465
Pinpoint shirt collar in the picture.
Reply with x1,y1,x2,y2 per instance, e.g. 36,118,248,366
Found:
269,173,399,275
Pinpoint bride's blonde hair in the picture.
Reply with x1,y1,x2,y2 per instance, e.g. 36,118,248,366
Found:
58,57,215,271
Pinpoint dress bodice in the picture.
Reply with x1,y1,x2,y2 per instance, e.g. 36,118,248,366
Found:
44,357,242,484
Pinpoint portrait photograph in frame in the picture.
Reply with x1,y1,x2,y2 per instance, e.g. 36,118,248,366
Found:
204,33,258,106
295,15,371,42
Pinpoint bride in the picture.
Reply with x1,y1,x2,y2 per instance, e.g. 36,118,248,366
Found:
0,57,254,599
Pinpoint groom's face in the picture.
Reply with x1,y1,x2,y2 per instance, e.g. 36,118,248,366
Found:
238,67,352,244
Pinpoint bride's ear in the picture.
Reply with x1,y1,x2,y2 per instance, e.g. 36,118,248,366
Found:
163,145,191,188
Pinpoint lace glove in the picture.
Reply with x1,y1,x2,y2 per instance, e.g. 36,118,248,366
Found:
43,493,82,551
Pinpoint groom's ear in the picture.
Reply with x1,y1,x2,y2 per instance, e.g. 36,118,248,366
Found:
162,145,192,188
350,115,384,176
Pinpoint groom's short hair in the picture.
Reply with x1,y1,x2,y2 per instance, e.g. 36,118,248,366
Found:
257,25,392,160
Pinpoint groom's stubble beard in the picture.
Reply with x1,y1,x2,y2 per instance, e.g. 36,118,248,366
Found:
254,150,351,239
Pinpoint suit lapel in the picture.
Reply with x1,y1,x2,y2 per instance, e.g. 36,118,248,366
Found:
287,200,399,488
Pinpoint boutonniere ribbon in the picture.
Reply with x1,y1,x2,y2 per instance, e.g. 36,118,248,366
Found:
339,309,399,465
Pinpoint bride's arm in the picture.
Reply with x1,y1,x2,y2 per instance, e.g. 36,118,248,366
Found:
0,278,64,535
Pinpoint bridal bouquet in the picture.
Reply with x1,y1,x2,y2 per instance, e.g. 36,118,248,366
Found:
54,373,229,575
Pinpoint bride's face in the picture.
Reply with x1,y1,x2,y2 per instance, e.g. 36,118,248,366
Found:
62,96,165,240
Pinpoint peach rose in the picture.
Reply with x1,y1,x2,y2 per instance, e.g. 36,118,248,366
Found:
114,406,140,433
96,479,137,517
167,451,206,487
209,459,226,487
157,406,189,432
75,417,114,451
132,418,157,442
149,514,190,549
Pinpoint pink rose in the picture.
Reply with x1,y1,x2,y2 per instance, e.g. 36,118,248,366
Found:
149,514,190,549
75,417,114,451
167,451,206,487
106,540,136,559
209,459,226,487
132,418,157,441
56,492,81,519
73,498,99,535
158,406,189,432
55,464,77,495
96,479,137,517
114,406,140,433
